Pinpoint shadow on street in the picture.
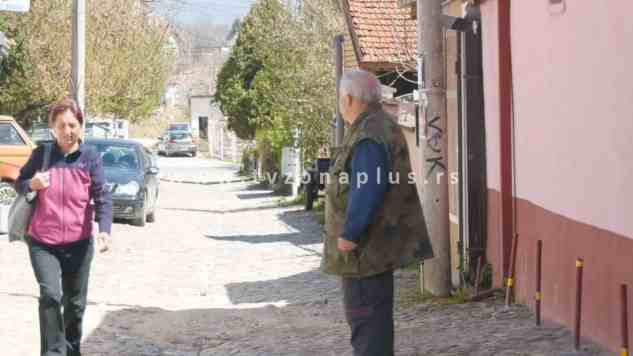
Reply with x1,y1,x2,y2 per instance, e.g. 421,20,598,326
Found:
81,300,347,356
224,269,337,305
204,209,323,248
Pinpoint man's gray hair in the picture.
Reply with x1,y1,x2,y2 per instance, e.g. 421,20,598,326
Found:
339,69,382,104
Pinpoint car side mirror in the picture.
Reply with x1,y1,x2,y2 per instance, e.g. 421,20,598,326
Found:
147,167,160,175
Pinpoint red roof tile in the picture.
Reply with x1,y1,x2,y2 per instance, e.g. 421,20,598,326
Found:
343,0,417,67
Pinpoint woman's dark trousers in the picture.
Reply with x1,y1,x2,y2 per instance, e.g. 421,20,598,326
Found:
28,238,94,356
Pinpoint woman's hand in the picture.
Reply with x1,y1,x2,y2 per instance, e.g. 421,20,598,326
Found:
96,232,111,253
29,172,50,191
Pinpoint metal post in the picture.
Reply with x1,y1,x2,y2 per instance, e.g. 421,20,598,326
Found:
505,233,518,306
334,34,345,146
574,258,584,350
622,284,630,356
474,256,483,297
420,0,451,297
535,240,543,325
72,0,86,115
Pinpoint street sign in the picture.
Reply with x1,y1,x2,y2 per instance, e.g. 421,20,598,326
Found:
0,0,30,12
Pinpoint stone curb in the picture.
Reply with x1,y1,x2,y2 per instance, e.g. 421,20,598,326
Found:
159,176,254,185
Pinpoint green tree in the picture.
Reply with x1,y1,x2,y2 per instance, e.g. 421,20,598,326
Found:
0,0,175,126
0,16,42,126
215,0,343,165
226,19,242,41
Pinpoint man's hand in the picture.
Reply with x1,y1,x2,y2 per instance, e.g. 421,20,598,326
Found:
337,238,358,253
96,232,111,253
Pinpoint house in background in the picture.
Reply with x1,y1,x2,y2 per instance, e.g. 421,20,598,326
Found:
189,95,212,139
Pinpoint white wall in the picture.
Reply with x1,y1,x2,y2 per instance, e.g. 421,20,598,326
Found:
189,96,212,138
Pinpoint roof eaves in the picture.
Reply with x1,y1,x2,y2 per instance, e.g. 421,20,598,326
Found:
341,0,363,68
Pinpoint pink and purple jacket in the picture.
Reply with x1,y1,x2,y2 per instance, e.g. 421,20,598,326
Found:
16,143,113,246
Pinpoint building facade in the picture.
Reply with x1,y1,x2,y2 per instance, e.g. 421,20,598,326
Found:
479,0,633,350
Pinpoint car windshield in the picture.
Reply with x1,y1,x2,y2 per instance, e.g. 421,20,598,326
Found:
169,132,191,140
0,122,25,145
86,143,140,170
170,124,189,131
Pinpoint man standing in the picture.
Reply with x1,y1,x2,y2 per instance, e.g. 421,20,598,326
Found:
321,69,433,356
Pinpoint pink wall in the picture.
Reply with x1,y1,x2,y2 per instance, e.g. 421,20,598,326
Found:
511,0,633,239
482,0,633,239
480,2,633,350
480,0,501,192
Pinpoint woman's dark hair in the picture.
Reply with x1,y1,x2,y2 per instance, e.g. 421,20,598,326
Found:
48,98,84,126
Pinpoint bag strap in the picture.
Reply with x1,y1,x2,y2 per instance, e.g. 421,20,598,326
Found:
41,143,52,172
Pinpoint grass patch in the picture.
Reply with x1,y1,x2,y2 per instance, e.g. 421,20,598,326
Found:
403,287,471,306
404,262,421,272
277,193,306,207
398,265,472,307
313,199,325,224
480,263,493,290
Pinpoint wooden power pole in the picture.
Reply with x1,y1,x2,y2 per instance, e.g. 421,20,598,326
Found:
334,34,345,146
418,0,451,297
72,0,86,115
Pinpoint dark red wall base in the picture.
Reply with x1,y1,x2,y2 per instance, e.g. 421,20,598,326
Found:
487,189,633,352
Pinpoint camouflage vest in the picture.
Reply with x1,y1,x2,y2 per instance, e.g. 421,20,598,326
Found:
320,107,434,278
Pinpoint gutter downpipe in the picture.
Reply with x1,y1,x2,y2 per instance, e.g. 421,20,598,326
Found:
497,0,515,287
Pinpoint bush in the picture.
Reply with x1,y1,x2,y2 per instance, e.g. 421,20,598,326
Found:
239,145,257,176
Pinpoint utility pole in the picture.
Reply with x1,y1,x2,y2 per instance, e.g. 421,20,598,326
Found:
419,0,451,297
72,0,86,115
334,34,344,146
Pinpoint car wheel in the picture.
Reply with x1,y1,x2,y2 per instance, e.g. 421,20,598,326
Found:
0,182,18,206
191,151,197,157
131,201,146,227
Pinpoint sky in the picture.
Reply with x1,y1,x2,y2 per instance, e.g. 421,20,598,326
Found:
161,0,256,25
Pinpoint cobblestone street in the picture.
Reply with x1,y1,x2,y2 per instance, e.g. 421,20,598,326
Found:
0,158,610,355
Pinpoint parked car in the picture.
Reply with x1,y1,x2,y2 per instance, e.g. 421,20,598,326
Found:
84,139,160,226
0,115,36,205
168,122,191,133
84,122,111,139
157,131,197,157
28,124,55,146
167,122,198,143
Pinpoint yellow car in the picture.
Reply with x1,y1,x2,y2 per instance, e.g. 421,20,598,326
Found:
0,115,36,204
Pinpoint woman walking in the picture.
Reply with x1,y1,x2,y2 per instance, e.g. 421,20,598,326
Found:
16,98,113,356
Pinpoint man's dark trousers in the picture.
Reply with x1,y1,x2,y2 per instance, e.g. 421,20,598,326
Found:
343,270,395,356
28,237,94,356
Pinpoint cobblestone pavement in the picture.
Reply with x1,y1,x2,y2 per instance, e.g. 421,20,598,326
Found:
0,158,610,355
157,156,245,184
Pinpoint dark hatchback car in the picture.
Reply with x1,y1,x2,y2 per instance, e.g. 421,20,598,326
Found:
85,139,160,226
